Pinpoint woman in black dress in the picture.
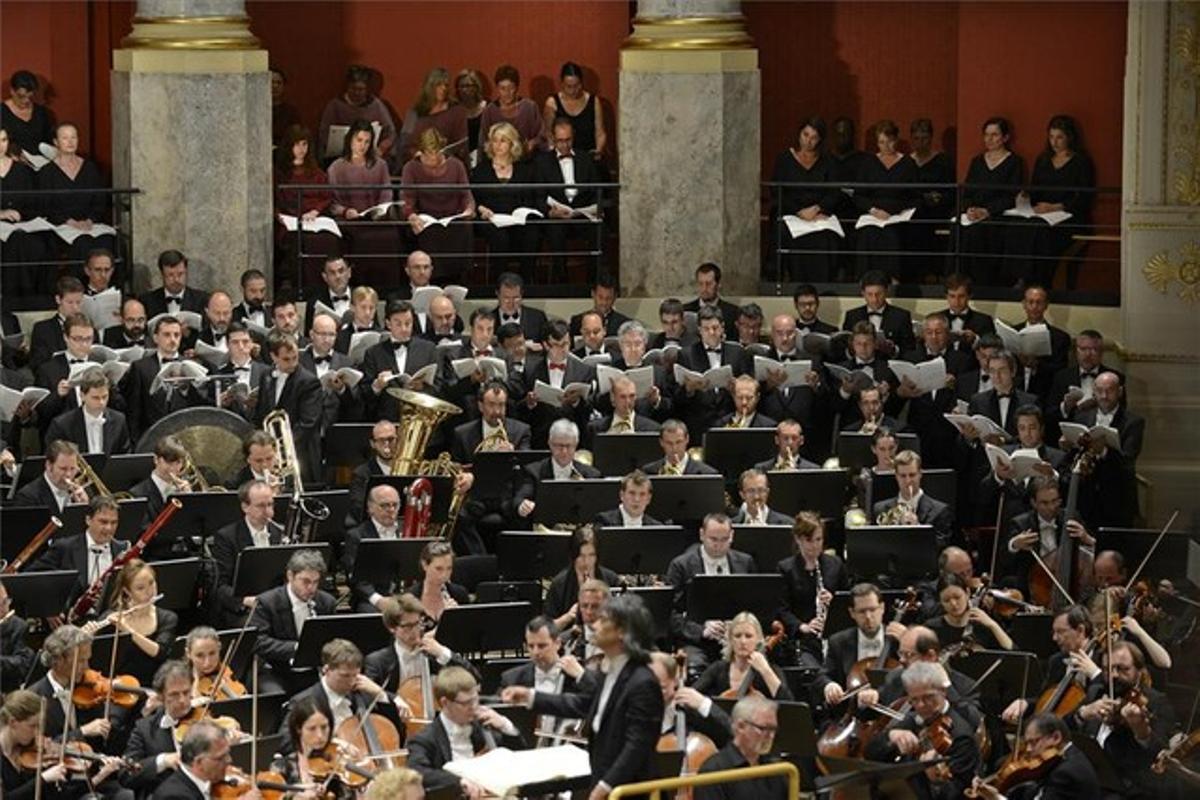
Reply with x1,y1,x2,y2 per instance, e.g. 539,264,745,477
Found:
959,117,1024,287
471,121,539,279
853,119,918,280
36,122,116,263
925,572,1012,654
406,540,469,631
271,697,358,800
770,116,843,283
1,71,54,160
543,526,622,630
0,126,50,293
88,559,179,687
776,512,848,668
905,118,955,280
1006,115,1095,289
693,612,792,700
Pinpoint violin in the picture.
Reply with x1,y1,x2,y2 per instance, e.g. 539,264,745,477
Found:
212,767,318,800
17,738,141,776
966,742,1064,797
916,713,955,783
72,668,149,709
1154,729,1200,775
195,666,247,701
174,705,247,745
305,742,375,790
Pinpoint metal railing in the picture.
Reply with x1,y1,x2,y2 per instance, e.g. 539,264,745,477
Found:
609,761,801,800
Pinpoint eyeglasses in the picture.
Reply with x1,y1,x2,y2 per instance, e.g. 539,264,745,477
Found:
373,501,400,510
744,720,778,735
449,695,480,708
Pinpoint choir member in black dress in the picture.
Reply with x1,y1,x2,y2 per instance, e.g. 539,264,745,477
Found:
692,612,793,700
853,120,918,280
1006,115,1096,289
905,118,955,280
36,122,116,263
1,71,55,158
770,116,843,282
776,513,847,668
471,121,538,277
959,117,1025,286
924,573,1013,654
829,117,869,281
85,560,179,687
0,126,50,288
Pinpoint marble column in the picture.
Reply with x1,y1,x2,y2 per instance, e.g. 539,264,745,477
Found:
619,0,760,297
1120,1,1200,526
111,0,271,294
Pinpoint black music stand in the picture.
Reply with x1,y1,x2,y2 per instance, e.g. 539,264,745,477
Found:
620,585,673,641
60,497,149,543
231,733,285,774
496,531,572,580
476,580,543,610
294,613,387,668
817,756,945,800
1096,527,1197,580
687,574,787,626
146,557,202,609
767,469,849,518
324,423,374,471
364,476,453,522
1,505,55,564
436,602,533,656
532,478,621,525
1005,613,1056,659
954,649,1044,715
596,526,689,575
349,537,437,590
232,543,332,597
835,431,921,470
591,433,661,476
702,428,778,483
1,570,76,617
647,475,726,522
823,589,913,636
472,451,548,500
479,657,528,695
844,525,938,584
169,628,259,678
272,489,351,542
871,469,957,513
100,453,155,493
156,491,242,546
731,525,794,570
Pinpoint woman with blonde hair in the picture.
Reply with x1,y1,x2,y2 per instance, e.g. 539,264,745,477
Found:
471,121,539,276
402,67,468,164
692,611,792,700
401,127,473,280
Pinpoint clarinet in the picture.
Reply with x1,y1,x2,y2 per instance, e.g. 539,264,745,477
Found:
813,559,830,658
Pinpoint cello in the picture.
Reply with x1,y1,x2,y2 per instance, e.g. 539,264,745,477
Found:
1028,453,1093,610
657,652,717,800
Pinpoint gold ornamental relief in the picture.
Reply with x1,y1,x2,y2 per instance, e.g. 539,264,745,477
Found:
1143,242,1200,303
1175,12,1200,204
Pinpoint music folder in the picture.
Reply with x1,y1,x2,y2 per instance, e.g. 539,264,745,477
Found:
953,649,1044,715
100,453,155,493
436,602,532,656
595,525,689,576
350,537,438,589
619,585,673,641
591,432,661,476
532,477,620,525
731,525,794,570
293,613,388,668
157,491,242,545
767,469,849,518
647,474,727,523
871,468,957,513
835,431,920,471
232,543,332,598
144,557,202,609
496,530,572,581
844,525,937,584
702,428,778,484
472,450,548,500
686,574,787,629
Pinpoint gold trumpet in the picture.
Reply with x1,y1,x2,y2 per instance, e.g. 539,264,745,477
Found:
725,414,749,429
775,446,797,471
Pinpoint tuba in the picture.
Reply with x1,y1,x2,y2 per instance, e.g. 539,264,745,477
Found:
387,388,465,539
263,409,330,543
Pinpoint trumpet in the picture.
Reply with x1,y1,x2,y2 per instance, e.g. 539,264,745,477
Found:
726,414,749,429
177,452,225,493
775,446,797,471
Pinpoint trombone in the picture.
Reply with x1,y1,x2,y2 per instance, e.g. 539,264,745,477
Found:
263,409,330,543
69,455,130,500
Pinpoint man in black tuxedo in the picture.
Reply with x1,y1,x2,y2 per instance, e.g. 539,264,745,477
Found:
302,255,354,334
871,450,956,547
408,665,528,793
32,495,130,614
641,419,718,476
1012,284,1071,400
667,514,758,675
537,117,601,279
365,594,476,707
303,312,363,431
278,639,393,753
33,312,102,432
253,332,322,484
502,593,663,797
733,302,766,348
1045,329,1124,441
757,313,829,454
209,323,267,420
714,375,778,429
674,306,751,442
422,291,466,345
753,419,821,472
188,289,236,359
647,652,733,749
13,438,89,510
954,333,1005,402
931,273,995,353
683,262,740,338
586,374,662,447
231,267,270,329
249,549,338,695
730,468,793,525
361,300,440,422
490,271,548,345
593,470,663,528
152,719,234,799
125,660,194,796
28,625,119,751
976,713,1099,799
1002,477,1095,598
211,479,285,627
816,583,900,714
896,314,972,468
342,484,402,612
841,270,915,357
649,298,698,352
394,250,433,302
1067,372,1144,529
517,318,595,449
124,315,206,441
499,615,591,699
834,323,901,428
596,320,674,422
29,275,94,367
572,309,617,360
793,283,839,335
967,351,1038,437
139,249,209,320
515,419,601,523
101,297,148,349
44,369,130,456
345,419,396,527
569,274,631,337
82,248,116,295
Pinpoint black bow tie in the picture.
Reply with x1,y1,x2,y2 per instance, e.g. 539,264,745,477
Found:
67,357,86,364
558,153,572,161
502,314,519,322
587,350,602,356
314,355,331,365
996,392,1012,399
331,295,349,303
166,294,183,303
245,302,264,312
355,326,373,332
947,311,967,320
233,365,250,373
391,341,408,351
161,356,179,363
706,347,722,354
1081,369,1098,378
212,332,225,341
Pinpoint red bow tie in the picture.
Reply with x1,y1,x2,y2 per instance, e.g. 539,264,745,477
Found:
549,363,566,371
475,349,492,358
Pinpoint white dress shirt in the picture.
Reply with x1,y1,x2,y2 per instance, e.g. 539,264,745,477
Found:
45,474,70,512
1095,408,1116,428
322,677,354,729
288,585,314,636
557,154,578,202
273,370,289,404
551,460,576,480
593,653,629,732
83,409,106,454
619,507,644,527
856,628,886,661
440,714,477,762
247,518,271,548
701,551,730,575
393,342,409,375
84,531,113,583
179,764,212,799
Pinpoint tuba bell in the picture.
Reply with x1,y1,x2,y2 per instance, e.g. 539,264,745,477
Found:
263,409,330,543
387,388,465,539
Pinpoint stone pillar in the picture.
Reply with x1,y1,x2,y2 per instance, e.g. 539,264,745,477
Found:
1120,1,1200,526
112,0,271,294
619,0,760,296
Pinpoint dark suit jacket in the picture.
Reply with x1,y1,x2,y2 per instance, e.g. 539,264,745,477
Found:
1045,363,1125,429
1070,405,1144,461
345,458,387,528
535,151,600,209
530,658,664,789
208,358,270,420
231,299,271,327
151,769,207,800
517,355,596,448
776,553,847,637
359,336,442,421
682,298,741,340
640,456,719,476
30,532,131,612
302,286,353,334
864,704,980,799
449,417,532,464
30,315,97,367
12,473,63,509
872,493,956,548
34,353,83,425
211,518,285,622
364,644,478,696
253,366,323,481
408,713,526,791
514,457,602,507
491,304,549,344
842,303,916,354
333,319,382,355
299,346,363,430
673,340,751,442
730,506,792,525
1078,681,1175,798
124,708,180,794
968,387,1039,436
570,308,632,338
752,455,820,472
666,545,758,645
44,407,131,455
931,307,996,351
0,614,36,689
342,519,402,609
101,325,147,350
125,352,206,440
498,660,587,696
139,286,209,319
249,584,337,671
713,411,778,429
592,508,663,529
276,680,391,753
1007,743,1100,800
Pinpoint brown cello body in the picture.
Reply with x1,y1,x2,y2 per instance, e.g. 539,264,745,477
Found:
335,712,405,770
1029,454,1094,609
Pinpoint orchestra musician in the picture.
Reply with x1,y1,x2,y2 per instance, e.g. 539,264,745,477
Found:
211,479,284,628
12,439,90,510
404,541,468,628
278,639,392,753
753,419,820,472
31,494,130,614
692,612,792,700
85,559,178,686
124,660,193,796
1001,605,1094,726
343,420,396,528
925,572,1014,653
714,375,777,429
561,579,610,665
694,696,787,800
249,549,338,695
270,697,357,800
28,625,115,746
593,470,663,528
127,435,189,527
729,468,792,525
183,627,243,702
543,526,623,631
776,512,847,668
151,719,252,800
873,450,956,548
968,712,1099,800
817,583,908,711
642,419,719,476
342,484,403,612
647,650,732,748
856,625,982,726
225,430,286,492
515,420,602,523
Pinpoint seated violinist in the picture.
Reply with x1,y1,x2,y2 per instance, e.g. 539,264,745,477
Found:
406,667,526,798
691,612,792,701
84,559,178,687
648,651,732,749
925,573,1014,654
152,719,253,800
1072,640,1176,800
280,639,391,753
184,627,247,703
969,712,1099,800
1001,605,1093,726
271,697,360,800
124,660,194,797
863,661,981,799
0,578,36,688
1,688,131,800
857,625,982,727
1085,550,1172,670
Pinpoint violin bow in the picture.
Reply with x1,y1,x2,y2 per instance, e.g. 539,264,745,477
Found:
34,696,46,800
103,604,127,723
62,645,82,758
203,597,259,715
1105,590,1115,700
250,654,259,788
987,492,1005,582
1029,550,1076,607
1121,510,1179,596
